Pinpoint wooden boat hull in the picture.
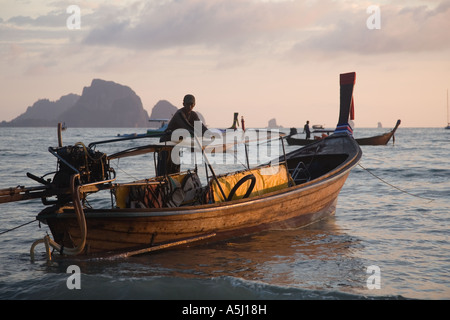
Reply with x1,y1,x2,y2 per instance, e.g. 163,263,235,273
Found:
285,136,315,146
355,132,394,145
38,133,360,255
356,120,401,145
286,134,395,146
41,175,346,254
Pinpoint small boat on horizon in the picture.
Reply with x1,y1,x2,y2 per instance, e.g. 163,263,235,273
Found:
117,119,169,138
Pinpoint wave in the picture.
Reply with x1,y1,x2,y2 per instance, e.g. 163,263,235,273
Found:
0,274,408,300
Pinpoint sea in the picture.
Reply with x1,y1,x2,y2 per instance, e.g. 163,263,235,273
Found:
0,126,448,305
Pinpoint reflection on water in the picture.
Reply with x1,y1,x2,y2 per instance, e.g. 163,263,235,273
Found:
47,217,369,297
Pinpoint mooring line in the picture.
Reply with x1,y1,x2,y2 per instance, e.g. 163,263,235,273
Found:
0,219,36,235
358,163,435,203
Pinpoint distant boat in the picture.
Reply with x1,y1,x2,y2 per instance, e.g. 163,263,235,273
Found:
446,90,450,130
117,119,169,138
286,119,401,146
146,119,169,136
355,120,401,145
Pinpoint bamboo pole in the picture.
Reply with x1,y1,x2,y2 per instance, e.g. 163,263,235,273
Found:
57,122,63,147
106,233,216,259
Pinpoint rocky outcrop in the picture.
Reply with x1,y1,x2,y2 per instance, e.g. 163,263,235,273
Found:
267,118,283,129
0,79,207,128
147,100,178,127
1,79,151,127
57,79,149,127
1,94,79,127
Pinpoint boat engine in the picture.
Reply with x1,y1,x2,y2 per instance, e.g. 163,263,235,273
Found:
51,144,112,188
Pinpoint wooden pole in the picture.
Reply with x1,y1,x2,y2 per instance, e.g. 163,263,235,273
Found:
57,122,63,147
106,233,216,259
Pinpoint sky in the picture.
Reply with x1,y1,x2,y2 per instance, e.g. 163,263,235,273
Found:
1,0,449,128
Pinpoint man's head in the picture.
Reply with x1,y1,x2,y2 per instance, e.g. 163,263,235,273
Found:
183,94,196,110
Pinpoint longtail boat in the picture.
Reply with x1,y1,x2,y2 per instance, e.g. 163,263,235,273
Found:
117,119,169,138
286,120,401,146
355,120,401,145
0,72,362,260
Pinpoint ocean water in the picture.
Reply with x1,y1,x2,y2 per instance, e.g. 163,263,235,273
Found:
0,126,448,302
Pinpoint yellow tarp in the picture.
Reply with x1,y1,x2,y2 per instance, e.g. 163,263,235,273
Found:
115,185,129,209
211,164,290,203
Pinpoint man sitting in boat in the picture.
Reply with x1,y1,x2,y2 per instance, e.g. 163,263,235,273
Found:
160,94,207,142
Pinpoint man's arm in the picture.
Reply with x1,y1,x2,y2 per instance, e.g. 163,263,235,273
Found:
190,111,208,133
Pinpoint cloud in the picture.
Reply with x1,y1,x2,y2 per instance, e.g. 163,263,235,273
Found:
77,0,450,62
7,10,67,28
7,43,26,61
1,5,82,45
2,0,450,76
82,0,320,52
290,1,450,56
